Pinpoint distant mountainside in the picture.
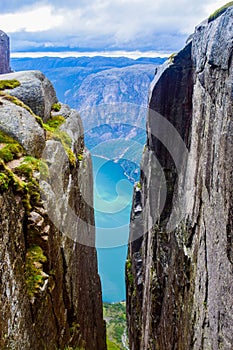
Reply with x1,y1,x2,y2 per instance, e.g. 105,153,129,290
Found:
11,56,166,112
70,64,156,111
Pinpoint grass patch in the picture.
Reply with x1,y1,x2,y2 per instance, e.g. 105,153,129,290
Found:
0,79,20,90
25,245,47,298
208,1,233,22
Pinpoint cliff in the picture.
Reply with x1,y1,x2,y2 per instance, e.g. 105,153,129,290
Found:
127,5,233,350
0,71,106,349
0,30,11,74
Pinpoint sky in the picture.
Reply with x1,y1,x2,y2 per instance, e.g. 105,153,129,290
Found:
0,0,229,55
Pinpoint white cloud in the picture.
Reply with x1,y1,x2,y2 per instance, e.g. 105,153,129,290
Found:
2,0,231,52
0,5,63,33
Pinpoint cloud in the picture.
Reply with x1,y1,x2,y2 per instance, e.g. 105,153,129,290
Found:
0,5,63,33
0,0,229,53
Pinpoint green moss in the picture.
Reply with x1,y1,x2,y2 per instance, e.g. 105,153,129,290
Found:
51,102,61,112
16,156,49,178
126,258,134,287
0,172,10,190
43,115,65,131
0,79,20,90
0,162,27,192
44,117,76,167
0,143,24,163
77,153,84,162
0,157,42,211
0,130,18,144
25,245,47,298
208,1,233,22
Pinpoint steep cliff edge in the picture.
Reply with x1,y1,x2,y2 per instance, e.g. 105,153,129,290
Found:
0,71,106,349
127,6,233,350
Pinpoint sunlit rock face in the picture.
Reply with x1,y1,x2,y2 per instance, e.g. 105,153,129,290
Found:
0,30,11,74
127,6,233,350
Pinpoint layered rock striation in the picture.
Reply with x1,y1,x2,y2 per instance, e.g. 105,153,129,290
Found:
127,6,233,350
0,71,106,349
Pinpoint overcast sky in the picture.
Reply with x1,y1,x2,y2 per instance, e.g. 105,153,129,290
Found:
0,0,229,55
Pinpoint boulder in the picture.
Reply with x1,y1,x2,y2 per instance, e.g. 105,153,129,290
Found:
0,70,58,121
0,98,45,158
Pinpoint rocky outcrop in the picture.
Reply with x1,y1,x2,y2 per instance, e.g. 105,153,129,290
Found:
0,71,58,122
0,31,11,74
0,97,45,157
0,73,106,349
127,6,233,350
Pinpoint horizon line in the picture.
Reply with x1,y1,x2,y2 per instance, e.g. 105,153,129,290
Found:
11,50,171,59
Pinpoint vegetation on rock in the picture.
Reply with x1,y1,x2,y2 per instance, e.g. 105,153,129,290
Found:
51,102,62,112
0,143,24,163
208,1,233,22
0,79,20,90
25,245,47,298
44,115,77,166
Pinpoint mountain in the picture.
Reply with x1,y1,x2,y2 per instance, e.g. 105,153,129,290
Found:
11,56,165,112
126,5,233,350
0,71,106,349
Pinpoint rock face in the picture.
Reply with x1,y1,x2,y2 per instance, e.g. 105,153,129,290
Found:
0,97,45,157
127,6,233,350
0,30,11,74
0,74,106,349
0,71,58,122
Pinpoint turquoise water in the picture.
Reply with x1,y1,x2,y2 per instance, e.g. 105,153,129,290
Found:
92,156,135,302
85,121,146,302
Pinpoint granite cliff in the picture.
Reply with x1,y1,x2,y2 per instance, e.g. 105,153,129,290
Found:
0,71,106,349
127,5,233,350
0,30,11,74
